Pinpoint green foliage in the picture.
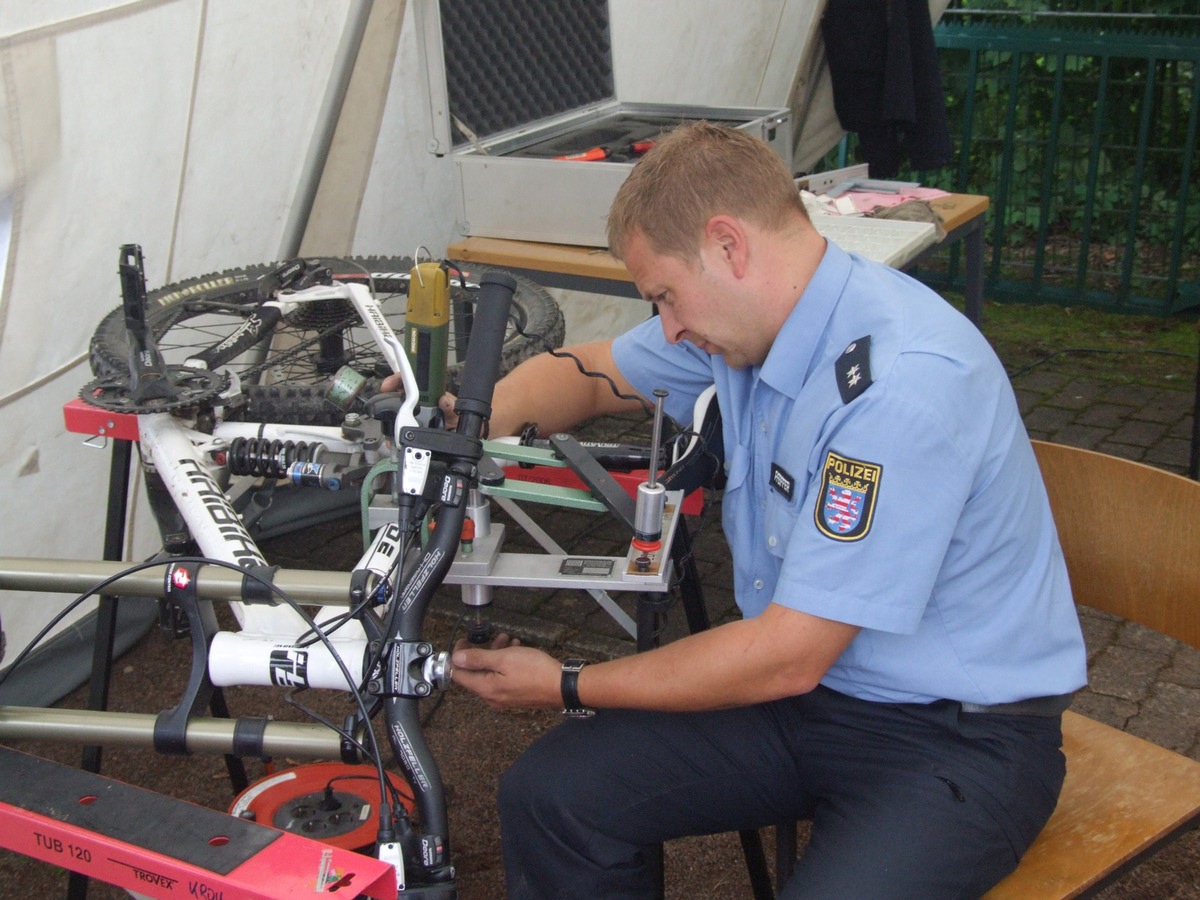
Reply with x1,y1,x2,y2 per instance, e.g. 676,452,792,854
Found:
816,14,1200,312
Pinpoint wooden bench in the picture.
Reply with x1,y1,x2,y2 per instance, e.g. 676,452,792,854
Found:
775,441,1200,897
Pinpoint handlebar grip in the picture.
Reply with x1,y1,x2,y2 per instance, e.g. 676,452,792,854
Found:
454,272,516,420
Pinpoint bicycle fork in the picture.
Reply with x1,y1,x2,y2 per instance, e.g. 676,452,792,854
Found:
373,272,517,894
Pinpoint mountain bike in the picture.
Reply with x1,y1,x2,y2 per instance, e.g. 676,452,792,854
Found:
0,246,696,898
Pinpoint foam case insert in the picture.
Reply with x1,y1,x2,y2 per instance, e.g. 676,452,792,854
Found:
416,0,792,246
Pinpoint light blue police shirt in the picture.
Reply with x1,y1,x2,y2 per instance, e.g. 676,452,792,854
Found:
612,241,1087,705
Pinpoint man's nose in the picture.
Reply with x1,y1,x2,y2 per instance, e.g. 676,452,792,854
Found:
657,306,685,344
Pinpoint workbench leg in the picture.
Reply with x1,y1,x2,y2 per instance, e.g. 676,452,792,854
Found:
964,221,985,328
68,438,133,900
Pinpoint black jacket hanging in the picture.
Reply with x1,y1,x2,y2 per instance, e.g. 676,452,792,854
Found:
821,0,954,177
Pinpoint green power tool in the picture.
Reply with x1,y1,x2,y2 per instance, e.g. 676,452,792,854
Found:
405,261,450,407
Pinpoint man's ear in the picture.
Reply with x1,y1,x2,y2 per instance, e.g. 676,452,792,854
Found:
704,215,749,278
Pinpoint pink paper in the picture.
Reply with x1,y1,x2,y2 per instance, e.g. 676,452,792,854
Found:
845,186,951,213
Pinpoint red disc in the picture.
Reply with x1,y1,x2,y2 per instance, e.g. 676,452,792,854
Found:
229,762,414,851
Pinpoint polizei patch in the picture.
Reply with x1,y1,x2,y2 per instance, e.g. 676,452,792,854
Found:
815,450,882,541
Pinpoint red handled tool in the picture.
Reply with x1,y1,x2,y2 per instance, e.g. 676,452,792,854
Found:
555,146,610,161
554,140,656,161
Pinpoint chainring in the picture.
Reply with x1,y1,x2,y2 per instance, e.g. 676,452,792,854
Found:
80,366,230,414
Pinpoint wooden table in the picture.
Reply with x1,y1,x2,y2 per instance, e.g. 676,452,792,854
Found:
447,193,990,324
920,193,990,324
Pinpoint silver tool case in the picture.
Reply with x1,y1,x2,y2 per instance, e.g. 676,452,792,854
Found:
415,0,793,247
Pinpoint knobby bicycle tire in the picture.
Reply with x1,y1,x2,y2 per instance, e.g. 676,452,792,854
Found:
88,255,564,425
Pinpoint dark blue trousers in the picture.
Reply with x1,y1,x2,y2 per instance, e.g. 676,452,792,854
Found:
498,686,1065,899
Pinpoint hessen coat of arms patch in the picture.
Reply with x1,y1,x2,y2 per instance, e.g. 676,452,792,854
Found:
815,450,882,541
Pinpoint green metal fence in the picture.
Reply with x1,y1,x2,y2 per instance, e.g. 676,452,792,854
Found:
828,23,1200,315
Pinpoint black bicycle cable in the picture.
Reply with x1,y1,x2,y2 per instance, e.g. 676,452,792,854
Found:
357,528,415,697
418,606,468,729
329,254,379,300
325,771,415,809
279,686,394,781
295,586,380,649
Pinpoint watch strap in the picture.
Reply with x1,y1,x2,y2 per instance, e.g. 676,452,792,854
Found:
561,658,594,718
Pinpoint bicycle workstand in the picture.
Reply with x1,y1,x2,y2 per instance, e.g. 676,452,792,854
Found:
0,393,723,898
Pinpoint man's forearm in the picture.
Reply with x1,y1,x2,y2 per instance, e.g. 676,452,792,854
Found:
576,604,859,712
486,340,645,438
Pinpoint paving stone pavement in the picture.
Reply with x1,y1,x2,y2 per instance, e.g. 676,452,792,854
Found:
433,360,1200,896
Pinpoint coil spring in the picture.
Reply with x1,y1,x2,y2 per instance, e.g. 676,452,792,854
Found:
228,436,325,478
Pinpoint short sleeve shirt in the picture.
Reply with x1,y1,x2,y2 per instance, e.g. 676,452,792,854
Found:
612,242,1087,705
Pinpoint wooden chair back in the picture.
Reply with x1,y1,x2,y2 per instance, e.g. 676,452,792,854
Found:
982,441,1200,899
1031,439,1200,649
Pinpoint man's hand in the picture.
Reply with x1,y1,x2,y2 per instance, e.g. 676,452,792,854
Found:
379,372,460,428
451,634,563,710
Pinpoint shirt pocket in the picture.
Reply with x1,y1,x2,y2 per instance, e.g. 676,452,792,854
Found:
764,481,802,562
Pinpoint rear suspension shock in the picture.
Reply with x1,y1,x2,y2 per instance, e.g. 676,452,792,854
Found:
227,436,326,478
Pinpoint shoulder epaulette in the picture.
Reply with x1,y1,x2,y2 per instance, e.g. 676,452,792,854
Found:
836,336,873,404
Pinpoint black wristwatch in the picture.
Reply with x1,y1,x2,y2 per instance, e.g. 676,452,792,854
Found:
561,659,595,718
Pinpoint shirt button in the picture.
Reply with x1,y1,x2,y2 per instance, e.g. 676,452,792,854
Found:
760,421,768,432
753,578,764,590
767,535,778,548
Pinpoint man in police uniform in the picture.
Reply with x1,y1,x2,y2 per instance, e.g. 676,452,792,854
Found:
449,121,1087,898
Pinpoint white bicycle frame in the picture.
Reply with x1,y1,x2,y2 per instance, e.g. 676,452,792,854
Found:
123,278,688,695
139,280,418,692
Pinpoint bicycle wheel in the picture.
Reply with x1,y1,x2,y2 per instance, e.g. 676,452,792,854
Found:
88,255,564,423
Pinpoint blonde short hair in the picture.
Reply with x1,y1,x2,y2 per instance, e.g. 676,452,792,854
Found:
607,121,806,261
